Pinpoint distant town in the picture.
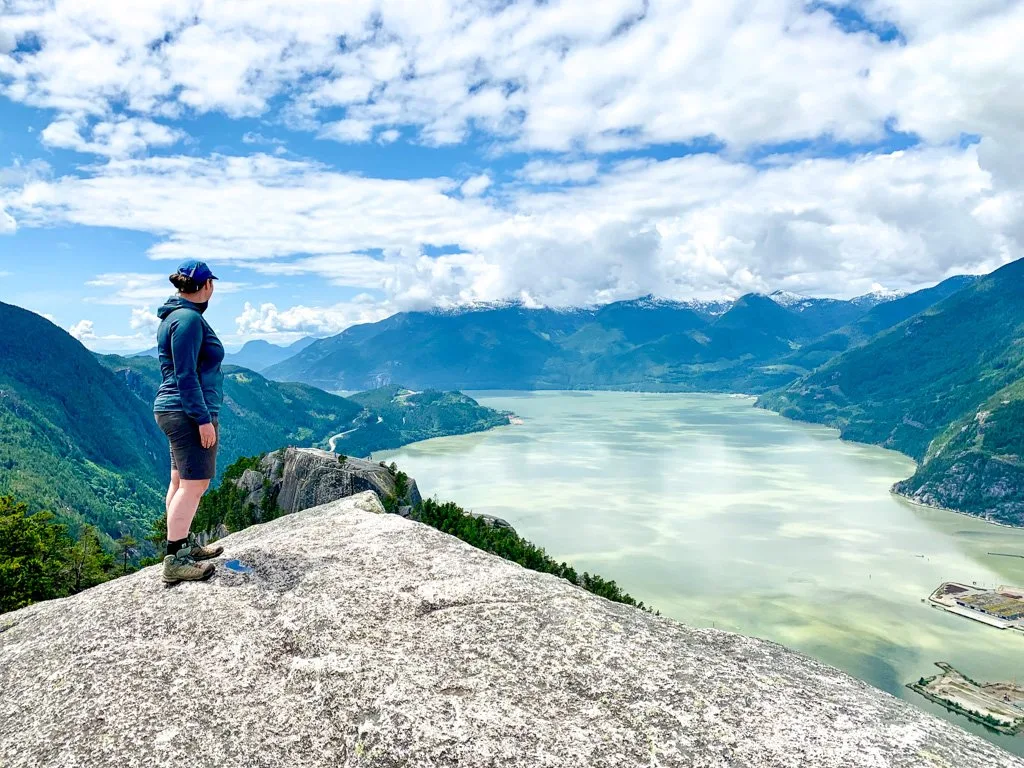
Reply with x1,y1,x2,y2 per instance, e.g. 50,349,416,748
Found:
928,582,1024,631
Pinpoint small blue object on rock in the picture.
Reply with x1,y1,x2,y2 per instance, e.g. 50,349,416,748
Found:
224,559,253,574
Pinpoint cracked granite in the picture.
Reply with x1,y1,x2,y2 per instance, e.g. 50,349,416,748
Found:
239,447,422,518
1,491,1020,768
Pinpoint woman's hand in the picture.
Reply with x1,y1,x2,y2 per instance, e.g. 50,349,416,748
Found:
199,422,218,449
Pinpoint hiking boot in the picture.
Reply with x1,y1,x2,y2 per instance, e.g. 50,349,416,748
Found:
187,532,224,561
162,547,215,584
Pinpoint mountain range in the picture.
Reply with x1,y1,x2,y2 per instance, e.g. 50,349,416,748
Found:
263,284,966,393
261,261,1022,524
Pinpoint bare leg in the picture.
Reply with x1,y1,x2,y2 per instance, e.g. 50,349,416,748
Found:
166,479,211,541
165,470,181,516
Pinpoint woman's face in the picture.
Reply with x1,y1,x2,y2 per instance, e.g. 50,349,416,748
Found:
192,279,215,303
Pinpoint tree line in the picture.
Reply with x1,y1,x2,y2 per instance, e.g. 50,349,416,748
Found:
0,496,138,614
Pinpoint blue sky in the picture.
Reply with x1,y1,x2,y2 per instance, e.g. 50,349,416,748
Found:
0,0,1020,352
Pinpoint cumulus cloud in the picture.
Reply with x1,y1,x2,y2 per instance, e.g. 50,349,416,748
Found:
84,273,176,305
242,131,284,146
6,144,1019,307
129,307,160,332
0,158,51,187
235,300,391,336
40,117,183,158
517,160,600,185
0,1,1019,155
460,174,491,197
68,320,95,340
0,207,15,234
66,318,154,351
84,272,247,305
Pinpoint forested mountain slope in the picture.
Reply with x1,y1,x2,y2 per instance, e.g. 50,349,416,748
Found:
0,303,166,541
759,258,1024,524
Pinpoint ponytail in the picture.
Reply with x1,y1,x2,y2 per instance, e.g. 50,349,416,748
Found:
169,273,206,294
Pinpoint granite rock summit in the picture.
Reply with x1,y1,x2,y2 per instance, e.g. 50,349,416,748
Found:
1,492,1019,767
238,446,423,516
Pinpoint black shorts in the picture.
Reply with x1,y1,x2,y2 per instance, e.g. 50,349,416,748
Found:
155,411,219,481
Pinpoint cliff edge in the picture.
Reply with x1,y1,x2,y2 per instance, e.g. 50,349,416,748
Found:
1,492,1018,767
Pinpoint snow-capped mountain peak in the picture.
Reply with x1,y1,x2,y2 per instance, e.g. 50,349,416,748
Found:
851,287,908,308
768,290,812,308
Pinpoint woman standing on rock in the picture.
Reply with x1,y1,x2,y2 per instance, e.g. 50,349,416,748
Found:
153,260,226,584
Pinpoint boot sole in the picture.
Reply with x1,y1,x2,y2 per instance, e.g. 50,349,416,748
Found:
162,565,216,586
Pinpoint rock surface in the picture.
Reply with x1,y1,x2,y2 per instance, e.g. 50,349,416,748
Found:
241,446,422,517
1,492,1020,768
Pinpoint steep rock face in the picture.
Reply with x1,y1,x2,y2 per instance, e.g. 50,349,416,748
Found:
894,451,1024,523
1,492,1018,768
241,446,422,517
892,381,1024,525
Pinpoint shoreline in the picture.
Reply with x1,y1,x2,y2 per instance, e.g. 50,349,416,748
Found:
749,397,1023,534
907,662,1024,736
893,491,1022,531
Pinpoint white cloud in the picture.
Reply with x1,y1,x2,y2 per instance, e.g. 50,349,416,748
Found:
66,318,153,352
129,307,160,332
84,273,175,305
40,116,183,158
0,207,15,233
0,1,1019,156
517,160,599,185
0,158,51,186
239,253,394,287
84,272,247,305
235,300,391,336
377,129,400,144
460,174,491,197
318,119,374,143
7,154,500,263
6,144,1018,307
242,131,284,146
68,320,95,340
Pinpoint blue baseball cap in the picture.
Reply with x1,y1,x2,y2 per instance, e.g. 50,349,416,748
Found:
176,259,218,283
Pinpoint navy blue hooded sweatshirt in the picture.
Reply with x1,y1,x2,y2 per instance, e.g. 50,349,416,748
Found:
153,296,225,425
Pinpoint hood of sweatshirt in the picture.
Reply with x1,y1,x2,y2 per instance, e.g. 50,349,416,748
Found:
157,295,208,320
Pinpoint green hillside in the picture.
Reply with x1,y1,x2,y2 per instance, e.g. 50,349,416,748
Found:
894,380,1024,525
777,275,979,374
339,387,511,457
759,258,1024,523
0,303,166,543
99,357,510,469
100,355,365,470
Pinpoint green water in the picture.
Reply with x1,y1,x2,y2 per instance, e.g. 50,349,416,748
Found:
375,391,1024,754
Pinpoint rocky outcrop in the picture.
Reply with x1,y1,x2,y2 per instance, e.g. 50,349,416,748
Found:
1,492,1019,767
893,451,1024,525
238,446,422,518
